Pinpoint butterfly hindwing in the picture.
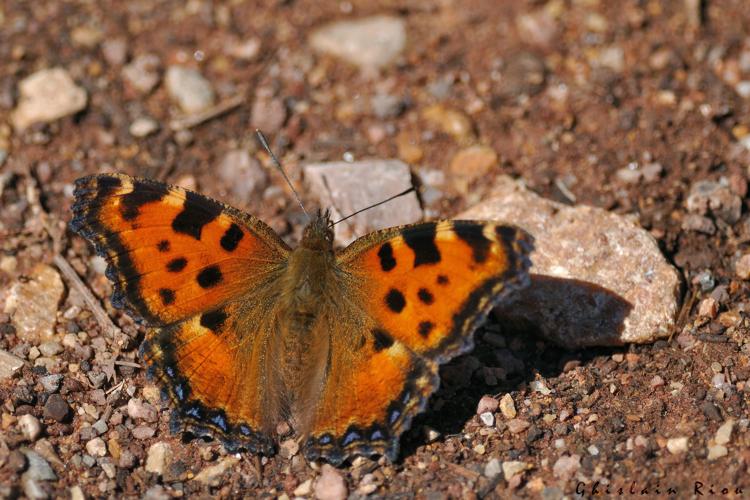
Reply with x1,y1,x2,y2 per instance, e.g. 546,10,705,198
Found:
303,220,532,463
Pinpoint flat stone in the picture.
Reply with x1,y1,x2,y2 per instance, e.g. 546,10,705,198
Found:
6,264,64,344
0,349,24,380
165,66,215,114
145,442,171,475
11,68,87,130
304,160,422,245
314,464,347,500
310,16,406,72
193,456,239,485
460,176,681,347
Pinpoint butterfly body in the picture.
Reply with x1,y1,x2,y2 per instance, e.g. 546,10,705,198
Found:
70,173,532,465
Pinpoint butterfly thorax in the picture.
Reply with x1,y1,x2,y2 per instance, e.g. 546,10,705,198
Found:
269,211,337,429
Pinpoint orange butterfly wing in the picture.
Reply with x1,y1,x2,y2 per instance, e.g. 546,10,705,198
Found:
304,220,532,463
70,173,289,452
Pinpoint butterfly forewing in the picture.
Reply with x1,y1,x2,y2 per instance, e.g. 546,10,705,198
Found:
71,173,289,452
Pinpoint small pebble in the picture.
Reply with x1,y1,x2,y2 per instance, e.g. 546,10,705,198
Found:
122,54,161,93
43,394,70,422
707,444,728,460
697,297,719,318
715,419,734,445
650,375,665,388
294,479,313,497
129,117,159,138
38,342,63,357
666,437,689,454
165,66,215,114
449,145,498,183
309,16,406,71
499,393,517,419
11,68,88,130
476,395,499,414
507,418,530,434
479,412,495,427
145,442,172,476
502,461,529,481
85,437,107,457
19,414,43,441
127,398,158,422
483,458,501,478
552,454,580,480
131,425,156,440
314,464,347,500
736,254,750,280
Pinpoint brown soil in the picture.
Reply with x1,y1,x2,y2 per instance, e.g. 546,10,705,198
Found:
1,0,749,498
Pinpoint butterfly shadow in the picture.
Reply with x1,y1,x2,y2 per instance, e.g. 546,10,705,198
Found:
398,275,633,462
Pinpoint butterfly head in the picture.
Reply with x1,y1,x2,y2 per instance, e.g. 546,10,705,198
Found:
301,209,334,251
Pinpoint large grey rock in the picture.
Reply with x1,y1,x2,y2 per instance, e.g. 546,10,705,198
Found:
11,68,87,130
460,176,681,347
310,16,406,71
304,160,422,245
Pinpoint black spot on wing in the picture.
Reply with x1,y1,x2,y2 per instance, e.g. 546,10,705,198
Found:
159,288,175,305
385,288,406,313
197,265,223,288
403,223,441,267
200,308,228,332
437,274,449,285
157,240,170,252
454,223,491,263
417,288,434,305
172,191,222,240
120,181,168,221
220,223,244,252
372,328,394,351
377,242,397,271
418,321,434,337
97,175,122,195
167,257,187,272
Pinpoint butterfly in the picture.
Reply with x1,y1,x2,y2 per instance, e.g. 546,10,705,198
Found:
70,172,532,465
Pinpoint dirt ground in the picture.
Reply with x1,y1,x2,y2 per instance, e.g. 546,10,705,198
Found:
1,0,750,498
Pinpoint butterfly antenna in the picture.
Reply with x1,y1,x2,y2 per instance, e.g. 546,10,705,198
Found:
332,186,415,226
255,130,309,219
